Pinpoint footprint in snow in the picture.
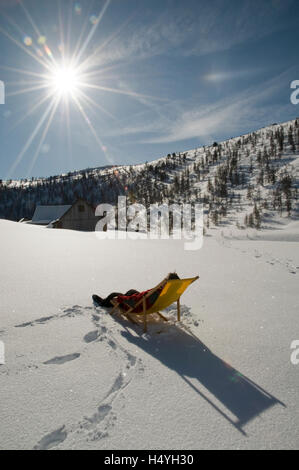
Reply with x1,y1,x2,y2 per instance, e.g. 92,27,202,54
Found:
83,330,99,343
34,425,67,450
86,404,112,426
43,353,80,365
15,315,56,328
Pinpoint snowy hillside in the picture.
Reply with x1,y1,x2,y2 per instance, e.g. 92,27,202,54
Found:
0,219,299,450
1,119,298,231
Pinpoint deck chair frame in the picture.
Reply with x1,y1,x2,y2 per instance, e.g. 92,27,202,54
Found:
110,275,199,333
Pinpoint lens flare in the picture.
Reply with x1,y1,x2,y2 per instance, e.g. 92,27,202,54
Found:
23,36,32,46
89,15,98,25
74,3,82,15
37,35,47,45
44,44,53,58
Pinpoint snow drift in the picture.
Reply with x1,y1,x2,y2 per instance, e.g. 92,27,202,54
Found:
0,219,298,449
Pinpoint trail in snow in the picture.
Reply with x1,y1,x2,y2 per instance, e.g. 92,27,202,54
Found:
10,303,145,449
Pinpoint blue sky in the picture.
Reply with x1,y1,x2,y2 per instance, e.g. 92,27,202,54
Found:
0,0,299,179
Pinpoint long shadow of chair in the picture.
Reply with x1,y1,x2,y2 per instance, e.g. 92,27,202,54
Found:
115,310,285,436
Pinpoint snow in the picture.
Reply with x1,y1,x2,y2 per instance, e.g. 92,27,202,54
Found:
0,219,299,450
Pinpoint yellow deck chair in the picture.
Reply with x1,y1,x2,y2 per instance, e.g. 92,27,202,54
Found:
110,275,199,332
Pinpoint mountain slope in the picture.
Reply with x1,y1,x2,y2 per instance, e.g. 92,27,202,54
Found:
1,119,298,231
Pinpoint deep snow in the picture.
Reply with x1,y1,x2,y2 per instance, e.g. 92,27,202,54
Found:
0,219,298,449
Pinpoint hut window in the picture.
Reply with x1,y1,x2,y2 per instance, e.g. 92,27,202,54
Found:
78,204,85,212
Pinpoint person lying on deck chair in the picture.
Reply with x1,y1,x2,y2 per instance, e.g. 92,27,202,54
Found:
92,272,180,308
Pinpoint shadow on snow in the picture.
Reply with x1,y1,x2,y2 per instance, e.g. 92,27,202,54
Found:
110,307,285,436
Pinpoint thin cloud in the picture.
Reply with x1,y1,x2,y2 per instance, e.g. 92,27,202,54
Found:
117,67,297,145
92,0,296,67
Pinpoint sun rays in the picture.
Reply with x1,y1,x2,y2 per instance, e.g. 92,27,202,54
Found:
0,0,161,179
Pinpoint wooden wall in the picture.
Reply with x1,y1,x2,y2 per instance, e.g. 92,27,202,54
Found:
55,200,100,231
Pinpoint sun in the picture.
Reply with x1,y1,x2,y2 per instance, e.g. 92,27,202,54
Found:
1,0,163,178
49,64,81,97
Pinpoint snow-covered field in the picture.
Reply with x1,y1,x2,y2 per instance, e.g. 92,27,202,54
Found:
0,219,298,450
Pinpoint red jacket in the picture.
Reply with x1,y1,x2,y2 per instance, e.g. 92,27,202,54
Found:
116,285,163,313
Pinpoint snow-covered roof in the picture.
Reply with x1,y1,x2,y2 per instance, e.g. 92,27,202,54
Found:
32,204,72,224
